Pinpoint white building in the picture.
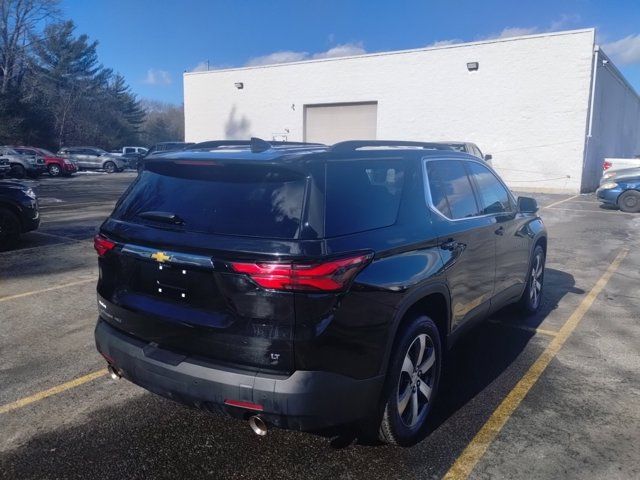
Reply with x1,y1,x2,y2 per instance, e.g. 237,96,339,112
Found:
184,28,640,193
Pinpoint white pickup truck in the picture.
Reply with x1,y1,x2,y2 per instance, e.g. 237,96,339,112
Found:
603,156,640,173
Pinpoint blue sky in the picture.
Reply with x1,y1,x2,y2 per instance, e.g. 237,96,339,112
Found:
62,0,640,104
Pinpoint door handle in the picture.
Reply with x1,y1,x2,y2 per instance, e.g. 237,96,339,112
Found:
495,226,504,236
440,238,459,251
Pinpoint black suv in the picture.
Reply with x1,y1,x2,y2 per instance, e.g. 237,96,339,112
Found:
0,181,40,250
94,139,546,446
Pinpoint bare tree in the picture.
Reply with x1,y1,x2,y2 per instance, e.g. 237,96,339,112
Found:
0,0,59,94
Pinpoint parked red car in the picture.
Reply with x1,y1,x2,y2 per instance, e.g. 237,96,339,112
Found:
13,147,78,177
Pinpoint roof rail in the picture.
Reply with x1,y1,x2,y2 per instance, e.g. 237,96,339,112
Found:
330,140,455,153
187,138,326,152
189,140,252,150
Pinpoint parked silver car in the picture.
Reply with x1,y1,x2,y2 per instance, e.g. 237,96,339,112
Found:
0,146,46,178
57,147,125,173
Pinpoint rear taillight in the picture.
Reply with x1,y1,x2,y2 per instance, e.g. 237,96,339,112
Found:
230,253,372,292
603,161,612,170
94,234,116,257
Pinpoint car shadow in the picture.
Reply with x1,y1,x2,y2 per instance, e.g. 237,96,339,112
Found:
1,269,583,479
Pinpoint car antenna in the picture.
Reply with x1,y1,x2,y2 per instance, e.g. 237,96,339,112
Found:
250,137,271,153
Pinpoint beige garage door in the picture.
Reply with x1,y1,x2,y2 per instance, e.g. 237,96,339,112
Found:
304,102,377,144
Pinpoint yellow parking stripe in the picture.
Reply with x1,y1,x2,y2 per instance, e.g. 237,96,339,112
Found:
542,194,579,209
0,278,95,303
542,194,580,210
0,370,107,415
443,248,628,480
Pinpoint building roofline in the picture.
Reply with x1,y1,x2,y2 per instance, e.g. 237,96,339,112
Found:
184,28,596,77
595,46,640,100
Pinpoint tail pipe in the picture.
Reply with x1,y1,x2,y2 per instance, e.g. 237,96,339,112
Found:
248,415,268,436
107,364,122,380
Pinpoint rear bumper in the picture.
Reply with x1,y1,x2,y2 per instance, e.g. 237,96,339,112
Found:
95,319,384,430
596,186,621,205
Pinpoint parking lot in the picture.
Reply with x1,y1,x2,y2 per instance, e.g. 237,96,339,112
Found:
1,173,639,479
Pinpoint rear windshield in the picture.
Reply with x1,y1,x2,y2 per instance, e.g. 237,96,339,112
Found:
325,158,405,237
112,161,307,239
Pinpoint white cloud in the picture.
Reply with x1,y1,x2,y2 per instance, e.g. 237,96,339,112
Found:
312,42,366,59
246,50,309,66
190,61,209,72
143,69,172,85
489,26,539,40
425,39,462,48
603,34,640,65
483,14,581,41
245,42,366,67
549,13,581,31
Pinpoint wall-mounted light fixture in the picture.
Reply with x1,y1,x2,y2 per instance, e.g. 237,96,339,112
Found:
234,82,244,89
466,62,479,71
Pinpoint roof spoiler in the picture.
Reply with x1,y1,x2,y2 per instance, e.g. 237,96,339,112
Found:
330,140,455,153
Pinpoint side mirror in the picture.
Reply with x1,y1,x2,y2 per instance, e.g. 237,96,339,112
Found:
484,154,492,161
517,196,538,213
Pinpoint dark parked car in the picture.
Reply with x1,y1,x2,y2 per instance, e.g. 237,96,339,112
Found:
437,141,492,164
596,174,640,213
0,157,10,178
0,181,40,250
94,139,546,446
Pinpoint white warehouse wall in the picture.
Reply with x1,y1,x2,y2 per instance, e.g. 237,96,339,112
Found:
582,50,640,192
184,29,597,193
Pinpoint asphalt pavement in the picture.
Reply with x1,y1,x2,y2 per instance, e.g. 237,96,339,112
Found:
0,173,638,479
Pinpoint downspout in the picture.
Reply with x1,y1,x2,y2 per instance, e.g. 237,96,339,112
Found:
587,46,599,138
581,45,599,192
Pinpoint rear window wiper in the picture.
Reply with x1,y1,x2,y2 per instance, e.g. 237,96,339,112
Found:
136,211,186,226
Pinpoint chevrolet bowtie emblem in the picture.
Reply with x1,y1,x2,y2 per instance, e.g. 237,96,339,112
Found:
151,251,171,263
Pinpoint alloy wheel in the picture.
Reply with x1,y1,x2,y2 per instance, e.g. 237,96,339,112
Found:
529,252,544,309
397,333,436,428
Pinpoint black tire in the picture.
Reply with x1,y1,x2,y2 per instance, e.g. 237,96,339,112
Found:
377,315,442,446
103,161,116,174
518,245,545,314
10,164,26,179
0,207,21,251
48,164,62,177
617,190,640,213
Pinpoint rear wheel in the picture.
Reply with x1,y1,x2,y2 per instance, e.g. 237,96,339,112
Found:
10,164,26,179
0,207,20,251
48,164,62,177
518,245,545,313
104,161,116,174
617,190,640,213
377,315,441,446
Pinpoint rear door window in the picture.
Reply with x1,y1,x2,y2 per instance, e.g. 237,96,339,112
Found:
113,162,307,239
426,160,480,219
467,162,514,214
325,159,405,236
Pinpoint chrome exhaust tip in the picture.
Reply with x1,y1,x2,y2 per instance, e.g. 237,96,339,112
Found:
248,415,268,436
107,364,121,380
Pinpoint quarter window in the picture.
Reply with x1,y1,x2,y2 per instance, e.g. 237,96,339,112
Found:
426,160,480,219
467,162,513,214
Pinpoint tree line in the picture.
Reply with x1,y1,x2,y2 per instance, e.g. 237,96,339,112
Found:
0,0,183,151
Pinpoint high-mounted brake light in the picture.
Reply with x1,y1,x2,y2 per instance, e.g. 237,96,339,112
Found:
230,254,373,292
603,161,612,170
94,234,116,257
